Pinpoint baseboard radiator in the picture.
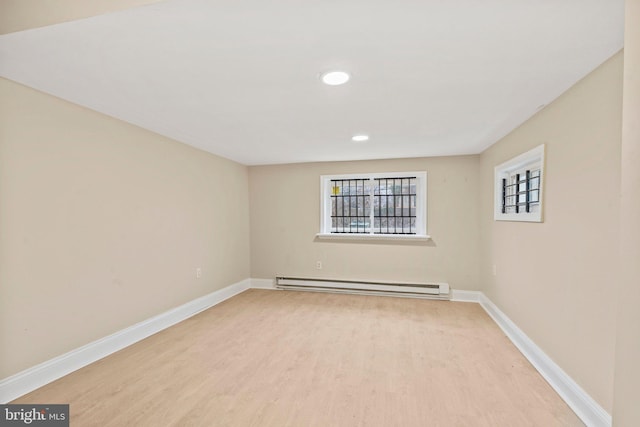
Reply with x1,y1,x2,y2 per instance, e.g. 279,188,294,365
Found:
275,277,450,300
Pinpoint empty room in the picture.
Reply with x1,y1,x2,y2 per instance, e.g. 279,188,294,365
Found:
1,1,639,426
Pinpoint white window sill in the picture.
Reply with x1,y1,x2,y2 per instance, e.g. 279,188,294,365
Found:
315,233,431,242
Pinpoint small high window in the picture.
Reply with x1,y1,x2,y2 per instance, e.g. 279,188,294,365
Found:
494,145,545,222
319,172,428,240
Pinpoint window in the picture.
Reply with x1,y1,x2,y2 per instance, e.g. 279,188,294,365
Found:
319,172,428,240
494,144,545,222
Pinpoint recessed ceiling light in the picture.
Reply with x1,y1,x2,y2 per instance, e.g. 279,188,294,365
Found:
321,71,350,86
351,134,369,142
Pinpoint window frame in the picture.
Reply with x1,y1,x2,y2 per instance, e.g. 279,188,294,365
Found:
318,171,429,241
494,144,545,222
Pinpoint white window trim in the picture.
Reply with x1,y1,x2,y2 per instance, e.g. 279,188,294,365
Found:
317,171,430,241
494,144,545,222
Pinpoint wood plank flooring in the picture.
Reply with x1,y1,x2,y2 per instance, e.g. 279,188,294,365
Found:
13,289,583,426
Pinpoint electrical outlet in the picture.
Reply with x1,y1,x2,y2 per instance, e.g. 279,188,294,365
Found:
316,261,322,270
492,265,497,276
196,267,202,279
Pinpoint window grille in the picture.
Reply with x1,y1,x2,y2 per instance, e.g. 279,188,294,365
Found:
330,176,417,234
501,169,540,214
330,178,371,234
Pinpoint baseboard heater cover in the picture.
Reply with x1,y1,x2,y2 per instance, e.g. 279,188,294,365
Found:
275,277,450,300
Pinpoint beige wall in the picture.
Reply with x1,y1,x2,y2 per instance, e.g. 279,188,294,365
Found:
0,0,165,35
478,52,623,412
0,78,250,378
249,156,480,289
613,1,640,425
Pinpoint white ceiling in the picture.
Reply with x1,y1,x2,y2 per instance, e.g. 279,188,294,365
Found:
0,0,624,165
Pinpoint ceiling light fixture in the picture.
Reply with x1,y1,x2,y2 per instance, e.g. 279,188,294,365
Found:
321,71,350,86
351,134,369,142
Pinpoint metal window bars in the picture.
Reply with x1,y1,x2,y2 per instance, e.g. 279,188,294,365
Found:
331,176,417,234
501,169,540,214
330,178,370,233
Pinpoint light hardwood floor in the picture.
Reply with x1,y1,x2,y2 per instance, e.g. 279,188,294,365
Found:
13,289,583,426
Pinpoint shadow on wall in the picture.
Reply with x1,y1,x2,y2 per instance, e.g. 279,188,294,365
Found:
313,236,437,247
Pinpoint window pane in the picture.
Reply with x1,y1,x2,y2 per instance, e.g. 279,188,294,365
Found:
388,217,396,232
329,178,371,233
370,176,417,234
380,217,387,233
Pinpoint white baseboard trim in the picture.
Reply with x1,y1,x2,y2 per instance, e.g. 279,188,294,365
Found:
451,289,481,302
250,278,276,289
0,278,252,404
478,293,611,427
